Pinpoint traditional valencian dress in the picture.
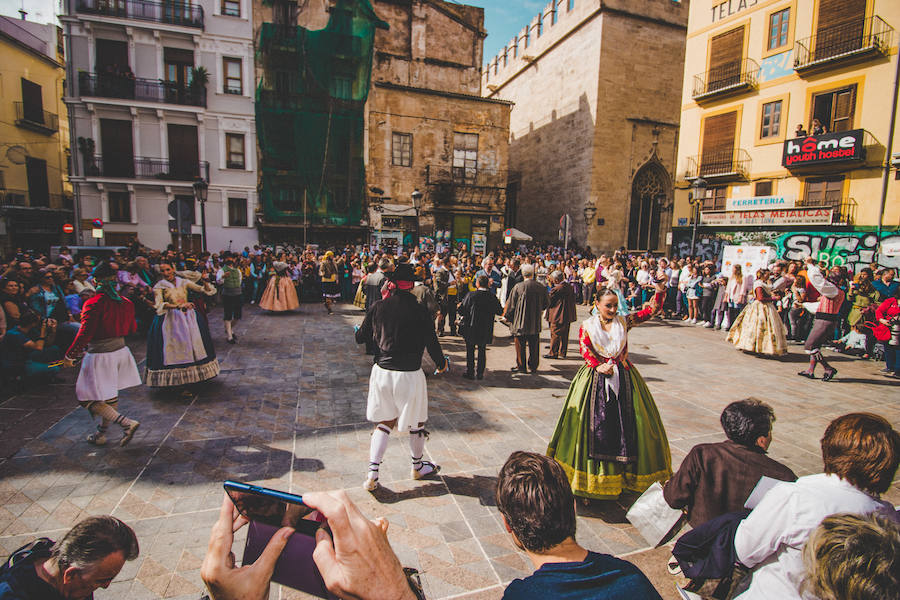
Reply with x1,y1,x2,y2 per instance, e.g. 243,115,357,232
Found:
726,280,788,356
548,299,672,499
259,262,300,312
146,277,220,387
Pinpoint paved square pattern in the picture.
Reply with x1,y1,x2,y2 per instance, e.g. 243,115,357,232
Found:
1,302,897,599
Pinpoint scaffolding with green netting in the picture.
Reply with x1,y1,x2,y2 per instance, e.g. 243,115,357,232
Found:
256,0,387,231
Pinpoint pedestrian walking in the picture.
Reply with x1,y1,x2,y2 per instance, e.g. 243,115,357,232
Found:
216,253,243,344
545,270,577,359
63,261,141,446
458,274,503,379
355,263,449,492
504,264,550,374
320,251,340,315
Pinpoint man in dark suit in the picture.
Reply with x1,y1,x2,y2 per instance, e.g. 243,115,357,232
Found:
504,264,550,374
362,257,392,354
545,271,577,359
507,258,524,291
458,274,503,380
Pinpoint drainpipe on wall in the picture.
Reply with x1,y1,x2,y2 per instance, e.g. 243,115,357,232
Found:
875,39,900,265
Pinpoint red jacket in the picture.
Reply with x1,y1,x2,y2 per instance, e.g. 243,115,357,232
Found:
873,297,899,342
65,294,136,359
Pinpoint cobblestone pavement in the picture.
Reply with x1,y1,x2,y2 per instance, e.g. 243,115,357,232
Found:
1,301,897,600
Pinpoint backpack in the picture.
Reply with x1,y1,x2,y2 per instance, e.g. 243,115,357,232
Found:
0,538,54,593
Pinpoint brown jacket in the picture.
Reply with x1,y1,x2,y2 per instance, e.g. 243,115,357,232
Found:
546,282,577,325
663,439,797,527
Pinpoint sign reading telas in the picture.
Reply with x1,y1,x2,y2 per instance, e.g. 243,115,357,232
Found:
782,129,865,168
701,208,833,227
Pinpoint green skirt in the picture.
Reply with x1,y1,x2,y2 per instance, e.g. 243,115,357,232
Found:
548,364,672,499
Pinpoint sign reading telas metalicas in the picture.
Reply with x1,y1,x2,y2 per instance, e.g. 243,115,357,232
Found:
782,129,865,168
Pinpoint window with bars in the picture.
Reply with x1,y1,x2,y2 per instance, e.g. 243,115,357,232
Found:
760,100,782,139
391,132,412,167
228,197,248,226
701,186,728,211
221,0,240,17
226,133,245,169
452,133,478,183
754,180,773,197
224,57,242,95
767,8,790,50
108,191,131,222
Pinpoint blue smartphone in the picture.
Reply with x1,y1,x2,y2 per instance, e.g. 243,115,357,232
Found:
223,481,332,598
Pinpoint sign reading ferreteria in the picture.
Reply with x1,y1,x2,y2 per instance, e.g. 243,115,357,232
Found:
782,129,865,168
701,208,834,227
726,195,796,212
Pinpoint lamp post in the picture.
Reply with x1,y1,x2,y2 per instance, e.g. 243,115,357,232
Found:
193,177,209,253
411,188,423,252
583,203,597,247
688,177,707,257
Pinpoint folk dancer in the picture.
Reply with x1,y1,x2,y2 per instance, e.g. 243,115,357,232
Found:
145,261,220,394
320,251,340,315
548,286,672,500
216,253,243,344
355,263,449,492
259,261,300,312
797,258,845,381
63,262,141,446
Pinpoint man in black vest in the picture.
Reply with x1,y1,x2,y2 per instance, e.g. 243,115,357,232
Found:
355,263,448,492
458,274,503,379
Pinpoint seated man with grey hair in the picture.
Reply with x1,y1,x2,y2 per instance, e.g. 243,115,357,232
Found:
0,515,139,599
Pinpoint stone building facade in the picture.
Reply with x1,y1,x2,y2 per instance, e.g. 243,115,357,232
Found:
483,0,688,253
366,0,512,252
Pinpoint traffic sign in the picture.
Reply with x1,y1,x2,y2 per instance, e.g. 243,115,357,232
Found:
92,218,103,228
504,228,512,237
62,223,74,234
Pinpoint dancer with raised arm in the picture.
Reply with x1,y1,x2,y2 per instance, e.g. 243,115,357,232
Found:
548,284,672,500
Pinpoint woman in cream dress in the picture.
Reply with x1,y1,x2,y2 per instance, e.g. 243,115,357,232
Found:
727,268,788,356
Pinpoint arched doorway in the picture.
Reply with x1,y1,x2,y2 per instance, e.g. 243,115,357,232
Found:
627,163,669,251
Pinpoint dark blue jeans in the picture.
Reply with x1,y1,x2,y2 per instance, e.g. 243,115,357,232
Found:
885,345,899,374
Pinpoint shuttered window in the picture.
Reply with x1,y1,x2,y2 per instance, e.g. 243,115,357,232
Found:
754,180,774,197
814,0,866,61
708,26,744,92
804,176,844,208
701,186,728,211
811,85,856,133
701,111,737,176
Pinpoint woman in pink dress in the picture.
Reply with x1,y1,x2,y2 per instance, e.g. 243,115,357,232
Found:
259,261,300,312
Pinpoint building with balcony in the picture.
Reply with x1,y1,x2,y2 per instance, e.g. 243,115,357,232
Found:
672,0,900,271
61,0,258,251
0,16,73,254
483,0,688,252
366,0,512,252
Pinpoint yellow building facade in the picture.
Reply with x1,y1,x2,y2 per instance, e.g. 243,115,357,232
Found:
673,0,900,272
0,17,72,254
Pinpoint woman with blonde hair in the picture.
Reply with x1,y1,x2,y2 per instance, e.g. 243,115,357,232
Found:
803,512,899,600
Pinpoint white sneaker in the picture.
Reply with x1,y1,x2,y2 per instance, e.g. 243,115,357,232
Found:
690,318,696,324
363,475,379,491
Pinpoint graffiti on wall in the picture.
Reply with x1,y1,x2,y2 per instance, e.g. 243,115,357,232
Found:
672,230,900,273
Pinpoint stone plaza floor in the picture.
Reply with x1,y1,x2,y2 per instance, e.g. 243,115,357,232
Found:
0,300,897,599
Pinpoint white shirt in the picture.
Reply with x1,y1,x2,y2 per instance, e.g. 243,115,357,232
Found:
734,473,897,600
636,269,652,285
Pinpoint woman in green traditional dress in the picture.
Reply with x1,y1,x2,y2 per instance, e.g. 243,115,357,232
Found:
548,285,672,500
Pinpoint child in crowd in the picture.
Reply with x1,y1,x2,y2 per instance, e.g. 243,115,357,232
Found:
834,324,870,358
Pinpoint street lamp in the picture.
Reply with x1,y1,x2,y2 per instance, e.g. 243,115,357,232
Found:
193,177,209,253
411,188,423,251
583,203,597,223
688,177,707,257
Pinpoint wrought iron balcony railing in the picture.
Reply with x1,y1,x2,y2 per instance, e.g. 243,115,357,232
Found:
84,155,209,181
14,102,59,134
78,72,206,107
794,16,893,72
0,189,74,210
795,196,857,225
692,58,759,101
424,165,507,206
684,148,751,180
75,0,204,29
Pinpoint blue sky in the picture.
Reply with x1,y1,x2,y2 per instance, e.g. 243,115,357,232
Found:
466,0,546,65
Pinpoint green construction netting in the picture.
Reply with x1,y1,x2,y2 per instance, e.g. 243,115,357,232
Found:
256,0,387,226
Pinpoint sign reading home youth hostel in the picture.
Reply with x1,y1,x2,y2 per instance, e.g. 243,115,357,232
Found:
700,208,833,227
782,130,865,168
726,196,796,211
